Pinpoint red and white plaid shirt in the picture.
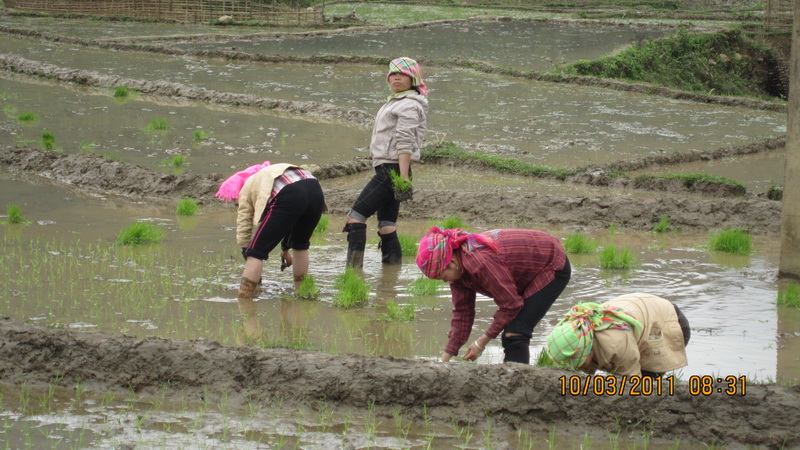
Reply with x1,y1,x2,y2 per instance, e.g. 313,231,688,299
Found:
271,168,314,199
445,229,567,356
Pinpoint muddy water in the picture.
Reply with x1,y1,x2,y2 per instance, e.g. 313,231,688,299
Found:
631,150,786,194
1,170,794,448
0,75,369,171
1,34,787,170
1,173,792,382
169,20,666,72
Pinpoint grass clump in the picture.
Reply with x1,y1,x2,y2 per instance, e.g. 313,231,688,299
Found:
176,197,200,216
708,229,752,255
41,131,57,151
16,111,39,124
313,214,329,235
599,245,636,269
193,129,209,143
563,233,599,254
408,276,443,295
296,275,320,300
778,283,800,308
555,29,778,99
379,300,416,322
333,267,369,308
144,119,169,133
436,216,464,230
2,204,30,225
422,142,576,180
113,86,134,98
653,215,671,233
115,222,166,246
161,155,186,169
398,233,419,257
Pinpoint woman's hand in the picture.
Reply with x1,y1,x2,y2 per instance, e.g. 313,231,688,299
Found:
463,334,490,361
280,249,293,271
440,352,452,363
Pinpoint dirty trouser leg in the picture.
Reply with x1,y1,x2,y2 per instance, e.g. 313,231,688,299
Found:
378,230,402,265
343,222,367,269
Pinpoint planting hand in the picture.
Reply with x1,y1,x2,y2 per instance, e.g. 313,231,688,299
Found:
280,249,292,272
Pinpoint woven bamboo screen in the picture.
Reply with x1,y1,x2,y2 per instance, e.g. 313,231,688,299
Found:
766,0,794,32
4,0,324,25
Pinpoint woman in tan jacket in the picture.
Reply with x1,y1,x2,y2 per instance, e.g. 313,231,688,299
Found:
547,293,690,378
216,161,326,301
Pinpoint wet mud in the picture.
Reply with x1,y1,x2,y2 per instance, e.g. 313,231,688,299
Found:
0,145,783,235
1,317,799,448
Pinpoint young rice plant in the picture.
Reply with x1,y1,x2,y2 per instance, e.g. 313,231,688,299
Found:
777,283,800,308
708,228,752,255
296,275,321,300
115,222,166,246
333,267,369,308
563,232,599,254
599,245,635,269
176,197,200,216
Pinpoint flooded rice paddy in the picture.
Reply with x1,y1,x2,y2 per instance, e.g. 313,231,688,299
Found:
0,12,796,448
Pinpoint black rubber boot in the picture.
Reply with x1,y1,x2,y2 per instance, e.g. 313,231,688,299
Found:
378,231,402,265
343,223,367,269
501,333,531,364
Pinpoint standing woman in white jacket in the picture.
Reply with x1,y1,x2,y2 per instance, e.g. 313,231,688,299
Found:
343,57,429,268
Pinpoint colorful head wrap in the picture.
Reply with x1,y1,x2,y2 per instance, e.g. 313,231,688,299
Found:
415,227,497,279
214,161,271,202
546,302,643,369
387,57,428,96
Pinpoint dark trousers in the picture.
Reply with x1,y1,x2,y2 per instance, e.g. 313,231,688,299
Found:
502,258,572,364
349,164,406,227
245,179,325,260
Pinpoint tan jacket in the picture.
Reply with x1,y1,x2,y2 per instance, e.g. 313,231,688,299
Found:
369,92,428,167
236,163,300,248
584,293,688,376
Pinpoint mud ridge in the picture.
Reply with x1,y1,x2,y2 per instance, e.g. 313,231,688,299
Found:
1,317,798,448
0,24,786,112
1,145,782,234
0,54,375,127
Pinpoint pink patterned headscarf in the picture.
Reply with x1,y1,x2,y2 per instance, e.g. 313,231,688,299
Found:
214,161,271,202
387,57,428,96
415,227,497,279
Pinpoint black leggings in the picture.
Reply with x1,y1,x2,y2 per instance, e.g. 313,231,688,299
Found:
245,179,325,260
502,258,572,364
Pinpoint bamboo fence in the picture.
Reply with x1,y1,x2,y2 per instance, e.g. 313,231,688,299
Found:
4,0,324,25
765,0,794,32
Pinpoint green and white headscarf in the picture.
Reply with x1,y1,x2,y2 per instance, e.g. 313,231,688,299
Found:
546,302,643,369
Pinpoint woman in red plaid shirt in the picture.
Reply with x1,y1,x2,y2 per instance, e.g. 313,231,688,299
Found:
416,227,571,364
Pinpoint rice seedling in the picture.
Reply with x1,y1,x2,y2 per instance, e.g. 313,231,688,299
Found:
3,104,18,119
389,169,413,195
41,130,57,151
333,267,369,308
599,245,635,269
144,119,169,133
398,233,419,256
115,222,166,246
777,283,800,308
708,228,752,255
16,111,39,124
193,129,209,143
563,232,599,254
161,155,186,169
78,140,97,153
313,214,329,235
652,215,671,233
379,300,416,322
113,86,134,98
3,204,30,225
407,276,442,295
296,275,320,299
176,197,200,216
436,215,464,229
